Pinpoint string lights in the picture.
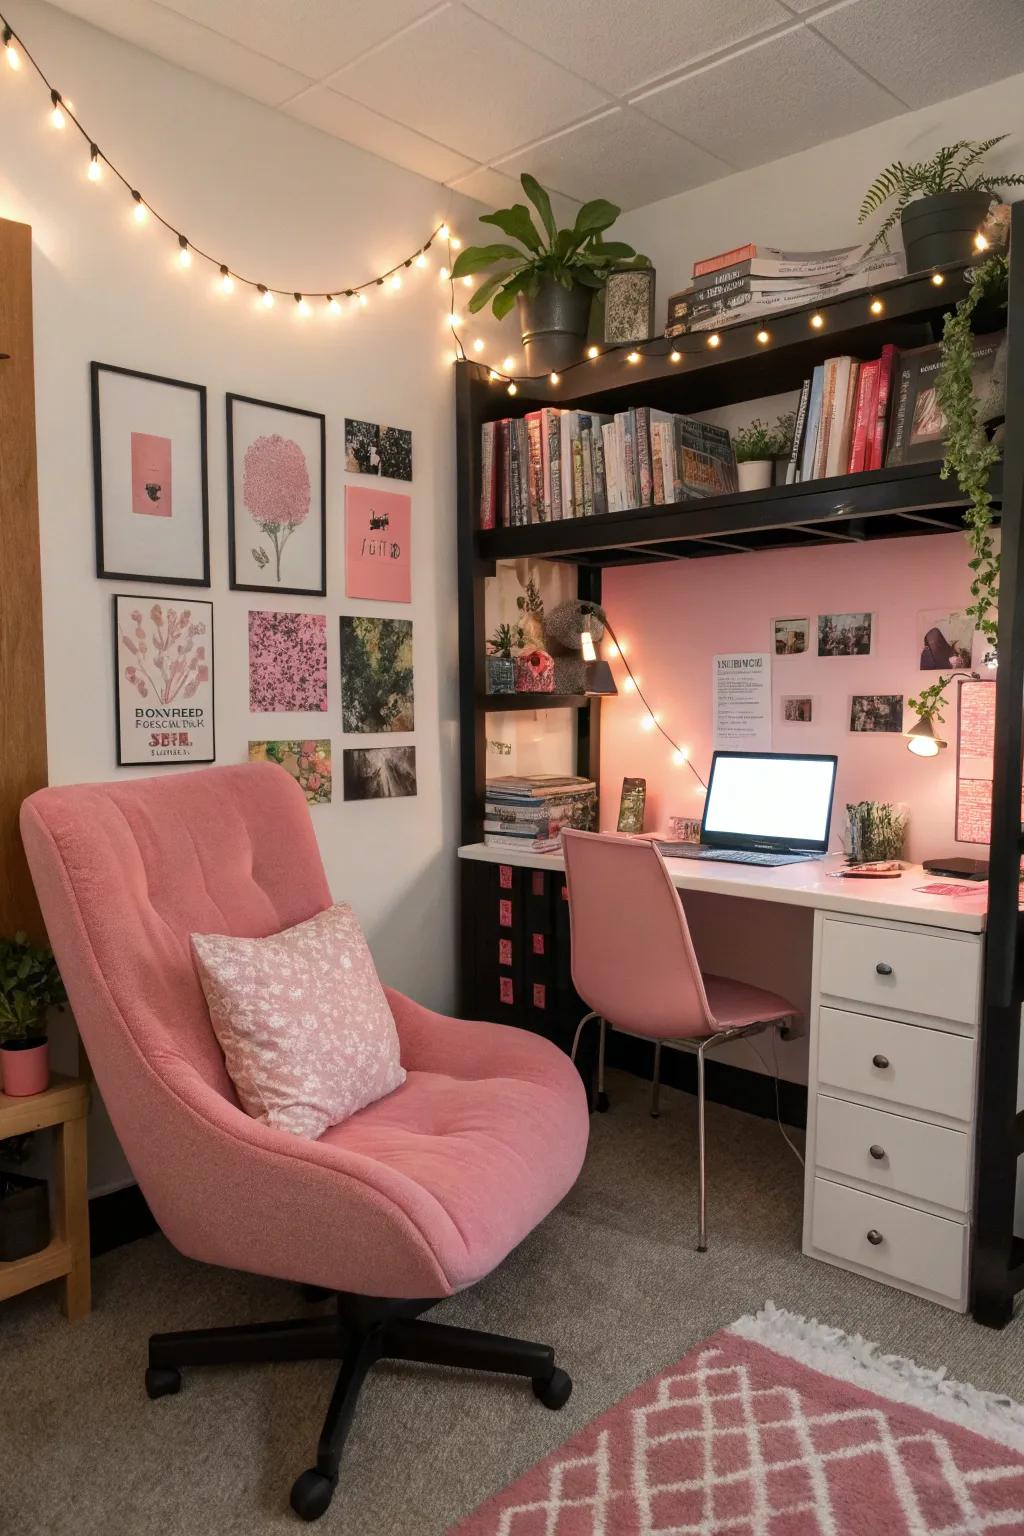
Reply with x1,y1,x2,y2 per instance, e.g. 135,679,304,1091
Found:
602,621,707,792
0,8,453,315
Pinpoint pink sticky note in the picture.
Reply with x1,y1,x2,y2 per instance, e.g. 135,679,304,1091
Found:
499,865,513,889
131,432,172,517
498,899,512,928
345,485,411,602
499,977,514,1005
498,939,512,966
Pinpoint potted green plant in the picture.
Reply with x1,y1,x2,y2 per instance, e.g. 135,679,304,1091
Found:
859,137,1024,272
843,802,909,863
734,418,780,492
0,934,67,1098
486,622,523,695
772,412,796,486
450,173,649,374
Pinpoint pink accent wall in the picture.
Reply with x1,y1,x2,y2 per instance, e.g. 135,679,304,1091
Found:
601,532,988,863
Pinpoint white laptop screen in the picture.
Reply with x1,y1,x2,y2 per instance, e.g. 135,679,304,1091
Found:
701,752,838,852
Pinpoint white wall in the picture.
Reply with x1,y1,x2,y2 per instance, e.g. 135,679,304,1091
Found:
618,71,1024,302
0,0,498,1191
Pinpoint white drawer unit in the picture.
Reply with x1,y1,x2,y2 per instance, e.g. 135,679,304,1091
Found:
817,1006,975,1124
809,1178,968,1304
819,916,981,1026
813,1093,971,1214
805,912,982,1312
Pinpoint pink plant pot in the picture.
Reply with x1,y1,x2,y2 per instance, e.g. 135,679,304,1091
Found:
1,1038,50,1097
514,650,556,693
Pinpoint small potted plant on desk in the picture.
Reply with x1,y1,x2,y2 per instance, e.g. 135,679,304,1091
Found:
0,933,67,1098
734,418,781,492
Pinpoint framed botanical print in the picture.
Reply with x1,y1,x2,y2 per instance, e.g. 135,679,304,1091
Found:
92,363,210,586
603,268,656,346
113,594,215,765
227,394,326,596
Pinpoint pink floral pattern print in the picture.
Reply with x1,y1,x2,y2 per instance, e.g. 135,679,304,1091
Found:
191,903,406,1139
248,610,328,712
119,602,208,705
243,434,310,584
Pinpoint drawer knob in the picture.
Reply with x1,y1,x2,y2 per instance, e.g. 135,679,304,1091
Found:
869,1144,886,1160
866,1228,884,1246
872,1053,890,1069
875,962,894,976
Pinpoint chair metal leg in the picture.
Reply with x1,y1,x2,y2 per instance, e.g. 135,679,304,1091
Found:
597,1016,609,1111
696,1039,709,1253
569,1010,598,1063
651,1040,662,1119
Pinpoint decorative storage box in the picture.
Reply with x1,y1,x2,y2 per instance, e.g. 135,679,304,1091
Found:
486,656,516,694
514,650,555,693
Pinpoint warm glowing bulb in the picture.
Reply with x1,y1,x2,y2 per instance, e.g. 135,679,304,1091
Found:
908,736,940,757
580,631,597,662
622,677,635,693
507,382,518,396
502,356,515,371
177,237,192,268
869,298,884,315
438,223,450,240
626,350,641,364
295,294,310,316
488,370,499,381
587,345,600,359
415,252,427,269
975,232,989,252
447,313,460,328
358,292,368,307
670,349,681,363
810,312,824,329
259,286,274,309
549,371,560,385
931,271,945,286
641,715,655,731
87,152,101,182
326,295,340,313
438,266,450,281
756,329,770,345
606,640,618,658
133,200,148,225
673,748,689,765
220,267,234,294
472,338,484,353
461,275,473,288
5,38,20,70
450,236,462,250
707,333,721,348
50,92,65,129
390,273,402,290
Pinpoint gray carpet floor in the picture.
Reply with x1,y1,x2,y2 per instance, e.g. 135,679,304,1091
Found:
5,1071,1024,1535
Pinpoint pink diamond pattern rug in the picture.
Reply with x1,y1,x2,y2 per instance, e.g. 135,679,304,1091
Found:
450,1303,1024,1535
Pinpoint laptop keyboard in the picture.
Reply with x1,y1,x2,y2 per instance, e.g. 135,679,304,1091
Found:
655,842,819,867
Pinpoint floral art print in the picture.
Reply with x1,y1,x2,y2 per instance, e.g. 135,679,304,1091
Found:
114,594,214,765
248,611,328,713
228,395,326,595
249,740,332,804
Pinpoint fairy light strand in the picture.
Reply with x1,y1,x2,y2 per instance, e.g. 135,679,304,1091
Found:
0,9,448,303
603,619,707,790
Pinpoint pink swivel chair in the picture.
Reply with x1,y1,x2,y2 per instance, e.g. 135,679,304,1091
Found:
562,830,796,1252
21,765,589,1522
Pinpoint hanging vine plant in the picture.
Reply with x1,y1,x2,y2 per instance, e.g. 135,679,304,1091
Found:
908,250,1008,727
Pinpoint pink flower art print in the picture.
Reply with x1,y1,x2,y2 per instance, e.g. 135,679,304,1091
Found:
345,485,411,603
242,433,310,584
120,602,208,705
248,611,328,713
115,596,214,765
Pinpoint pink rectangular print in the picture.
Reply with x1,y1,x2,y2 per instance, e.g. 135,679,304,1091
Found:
131,432,172,517
345,485,411,603
248,611,328,712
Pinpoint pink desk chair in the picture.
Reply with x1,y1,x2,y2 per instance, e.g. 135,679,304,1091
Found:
562,829,796,1252
21,765,589,1522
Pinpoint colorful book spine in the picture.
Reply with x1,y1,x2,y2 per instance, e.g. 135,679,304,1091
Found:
560,411,575,517
525,413,544,522
571,419,585,517
635,408,653,506
543,409,561,521
602,423,618,513
592,423,609,517
479,421,496,529
813,359,838,480
826,358,857,479
868,344,898,471
580,418,595,516
800,367,824,483
651,422,665,505
847,360,879,474
693,243,757,277
786,378,812,485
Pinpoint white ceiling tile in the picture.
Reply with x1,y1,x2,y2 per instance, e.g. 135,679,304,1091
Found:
447,167,582,232
286,87,476,181
326,5,609,162
811,0,1024,108
156,0,444,81
496,109,734,211
46,0,311,104
463,0,791,94
635,26,904,168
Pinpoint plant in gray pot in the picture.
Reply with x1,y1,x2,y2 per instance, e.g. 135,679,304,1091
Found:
0,933,67,1098
486,622,523,695
450,173,649,375
859,137,1024,273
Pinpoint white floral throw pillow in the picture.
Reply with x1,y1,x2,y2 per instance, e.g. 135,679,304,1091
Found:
191,903,405,1139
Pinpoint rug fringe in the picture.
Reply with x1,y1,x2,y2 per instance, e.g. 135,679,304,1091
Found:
730,1300,1024,1453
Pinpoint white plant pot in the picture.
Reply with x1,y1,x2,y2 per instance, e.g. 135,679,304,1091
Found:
737,459,774,492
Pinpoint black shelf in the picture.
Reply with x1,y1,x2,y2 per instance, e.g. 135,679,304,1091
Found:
478,463,1000,566
479,693,587,710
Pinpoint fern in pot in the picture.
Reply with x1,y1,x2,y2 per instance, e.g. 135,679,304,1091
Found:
450,173,649,374
734,419,784,493
859,136,1024,273
0,934,67,1097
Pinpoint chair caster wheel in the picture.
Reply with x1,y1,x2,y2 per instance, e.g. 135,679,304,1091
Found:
533,1367,573,1410
290,1470,337,1522
596,1092,610,1113
145,1366,182,1399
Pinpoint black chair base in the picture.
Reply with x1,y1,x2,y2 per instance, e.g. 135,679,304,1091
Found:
146,1291,572,1523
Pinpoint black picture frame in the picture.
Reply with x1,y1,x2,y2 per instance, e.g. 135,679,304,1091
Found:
227,393,327,597
91,362,210,587
112,593,216,767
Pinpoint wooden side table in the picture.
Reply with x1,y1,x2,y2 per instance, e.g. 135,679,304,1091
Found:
0,1073,90,1319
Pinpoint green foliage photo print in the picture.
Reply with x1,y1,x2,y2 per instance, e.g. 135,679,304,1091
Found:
339,617,414,733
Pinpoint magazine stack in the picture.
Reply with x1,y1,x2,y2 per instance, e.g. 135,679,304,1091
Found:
484,775,597,852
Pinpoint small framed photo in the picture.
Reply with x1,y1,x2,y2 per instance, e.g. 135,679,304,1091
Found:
774,617,810,655
92,363,209,586
782,696,813,723
227,394,326,596
850,694,904,733
113,594,214,765
604,269,656,346
818,612,872,656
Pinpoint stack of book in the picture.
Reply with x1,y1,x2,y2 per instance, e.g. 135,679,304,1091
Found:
666,243,905,336
785,346,898,484
484,775,597,852
479,408,737,526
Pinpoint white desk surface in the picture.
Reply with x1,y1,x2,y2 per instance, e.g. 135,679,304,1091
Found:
457,842,988,934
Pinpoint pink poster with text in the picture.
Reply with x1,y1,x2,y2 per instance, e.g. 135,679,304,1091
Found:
131,432,172,517
345,485,410,602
